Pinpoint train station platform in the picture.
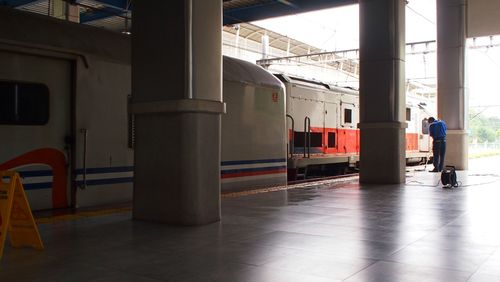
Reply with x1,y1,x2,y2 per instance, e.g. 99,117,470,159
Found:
1,157,500,281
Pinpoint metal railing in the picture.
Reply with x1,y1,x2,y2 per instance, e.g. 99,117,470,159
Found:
286,114,295,159
303,116,311,158
80,128,88,190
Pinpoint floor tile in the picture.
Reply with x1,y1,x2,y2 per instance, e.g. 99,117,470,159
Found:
344,260,471,282
1,156,499,281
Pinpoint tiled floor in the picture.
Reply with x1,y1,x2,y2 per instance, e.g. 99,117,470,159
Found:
1,157,500,281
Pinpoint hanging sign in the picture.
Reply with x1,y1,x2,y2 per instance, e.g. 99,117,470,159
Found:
0,171,44,259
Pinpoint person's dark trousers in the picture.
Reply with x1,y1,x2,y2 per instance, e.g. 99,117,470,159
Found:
432,140,446,171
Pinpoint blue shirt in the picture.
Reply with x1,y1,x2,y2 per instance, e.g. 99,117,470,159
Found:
429,120,447,140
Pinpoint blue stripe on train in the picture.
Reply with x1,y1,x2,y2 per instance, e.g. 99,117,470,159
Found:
24,182,53,190
17,166,134,177
19,170,53,177
221,165,287,175
221,158,287,166
19,158,286,177
75,177,134,187
20,158,286,190
23,178,134,191
74,166,134,175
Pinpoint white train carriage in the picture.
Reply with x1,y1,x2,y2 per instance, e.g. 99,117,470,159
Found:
0,9,435,211
221,57,287,192
276,75,360,179
276,74,433,180
0,32,133,210
406,94,433,154
0,11,287,210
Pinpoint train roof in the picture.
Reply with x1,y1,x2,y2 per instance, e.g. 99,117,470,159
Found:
275,74,359,96
223,56,284,89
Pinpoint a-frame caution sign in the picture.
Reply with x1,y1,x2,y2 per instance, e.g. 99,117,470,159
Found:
0,171,44,259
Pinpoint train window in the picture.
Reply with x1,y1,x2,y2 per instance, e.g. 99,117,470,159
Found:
422,119,429,134
328,132,336,148
344,108,352,123
294,131,323,147
406,108,411,121
310,133,322,147
0,81,49,125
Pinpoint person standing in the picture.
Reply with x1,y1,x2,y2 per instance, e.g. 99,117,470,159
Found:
427,117,447,172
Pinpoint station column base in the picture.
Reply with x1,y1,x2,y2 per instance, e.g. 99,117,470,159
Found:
359,122,407,184
131,100,225,226
445,130,468,170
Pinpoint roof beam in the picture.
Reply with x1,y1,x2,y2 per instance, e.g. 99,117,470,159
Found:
85,0,128,10
5,0,356,25
78,0,129,23
223,0,357,25
0,0,43,8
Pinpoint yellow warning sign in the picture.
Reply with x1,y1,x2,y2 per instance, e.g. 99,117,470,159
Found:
0,171,44,259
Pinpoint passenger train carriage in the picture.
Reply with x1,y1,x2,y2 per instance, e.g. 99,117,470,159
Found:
221,57,287,192
278,75,433,180
0,9,433,211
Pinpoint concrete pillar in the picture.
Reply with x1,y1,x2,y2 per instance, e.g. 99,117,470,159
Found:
437,0,468,170
358,0,406,184
131,0,224,225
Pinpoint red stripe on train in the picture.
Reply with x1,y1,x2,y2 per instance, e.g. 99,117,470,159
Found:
290,127,420,153
406,133,418,151
0,148,67,209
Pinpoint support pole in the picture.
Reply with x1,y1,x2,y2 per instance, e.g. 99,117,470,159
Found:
358,0,407,184
437,0,468,170
131,0,223,225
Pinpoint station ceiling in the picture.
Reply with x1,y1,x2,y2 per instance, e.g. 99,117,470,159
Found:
0,0,357,27
222,0,356,25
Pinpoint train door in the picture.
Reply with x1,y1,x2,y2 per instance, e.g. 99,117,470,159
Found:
324,102,338,153
420,118,431,152
405,107,419,151
0,50,72,211
339,103,358,153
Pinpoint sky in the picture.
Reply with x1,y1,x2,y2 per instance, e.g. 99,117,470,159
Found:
253,1,436,50
252,0,500,117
